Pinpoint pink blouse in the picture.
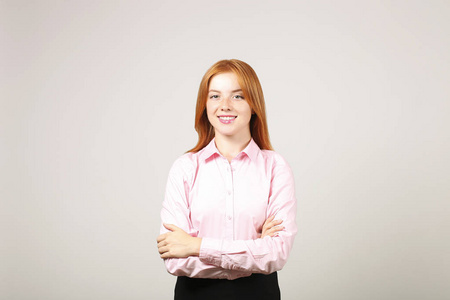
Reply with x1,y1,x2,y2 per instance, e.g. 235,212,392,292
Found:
159,138,297,280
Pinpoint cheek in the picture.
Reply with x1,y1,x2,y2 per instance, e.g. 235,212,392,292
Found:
205,103,211,114
206,103,216,122
206,100,215,112
240,104,253,120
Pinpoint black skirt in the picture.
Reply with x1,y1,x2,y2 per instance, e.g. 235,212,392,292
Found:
174,272,280,300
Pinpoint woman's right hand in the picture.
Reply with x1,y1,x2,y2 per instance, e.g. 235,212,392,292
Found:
260,215,284,238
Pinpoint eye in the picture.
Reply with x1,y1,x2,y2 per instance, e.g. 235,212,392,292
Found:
233,95,245,100
209,95,219,99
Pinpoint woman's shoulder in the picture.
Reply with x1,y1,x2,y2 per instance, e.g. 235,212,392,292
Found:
259,149,291,167
258,149,295,182
169,151,199,174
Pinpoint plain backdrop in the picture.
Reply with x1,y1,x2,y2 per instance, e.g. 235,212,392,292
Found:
1,1,449,299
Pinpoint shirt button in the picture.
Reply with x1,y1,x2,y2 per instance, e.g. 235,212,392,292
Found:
227,216,232,220
227,190,231,195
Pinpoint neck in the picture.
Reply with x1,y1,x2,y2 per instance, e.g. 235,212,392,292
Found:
214,133,251,162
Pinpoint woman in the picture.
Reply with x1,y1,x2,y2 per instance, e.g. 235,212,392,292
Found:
157,59,297,299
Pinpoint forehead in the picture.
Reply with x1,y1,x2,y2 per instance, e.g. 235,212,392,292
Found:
208,72,241,91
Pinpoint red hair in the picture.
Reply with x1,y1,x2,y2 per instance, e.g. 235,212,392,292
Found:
187,59,273,153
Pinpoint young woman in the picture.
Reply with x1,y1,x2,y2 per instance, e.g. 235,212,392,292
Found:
157,59,297,300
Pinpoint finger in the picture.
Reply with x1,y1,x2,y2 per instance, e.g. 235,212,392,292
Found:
264,215,275,226
271,219,283,226
158,246,169,254
263,219,283,231
262,216,274,229
267,215,275,222
263,217,277,229
269,225,285,233
163,223,179,231
264,226,284,236
265,227,285,237
157,240,167,248
160,249,176,259
156,233,167,243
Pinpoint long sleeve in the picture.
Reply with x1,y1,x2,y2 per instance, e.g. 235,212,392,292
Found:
198,154,297,274
160,156,252,279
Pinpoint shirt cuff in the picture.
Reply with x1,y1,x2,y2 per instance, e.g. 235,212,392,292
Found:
199,237,223,266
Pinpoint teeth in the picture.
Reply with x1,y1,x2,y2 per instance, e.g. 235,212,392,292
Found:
219,116,236,120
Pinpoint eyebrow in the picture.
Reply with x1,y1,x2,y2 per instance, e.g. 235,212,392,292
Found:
208,89,243,93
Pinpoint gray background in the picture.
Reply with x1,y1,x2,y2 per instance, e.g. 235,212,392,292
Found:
1,1,449,299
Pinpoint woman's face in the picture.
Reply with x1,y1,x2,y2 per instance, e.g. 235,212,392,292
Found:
206,72,253,141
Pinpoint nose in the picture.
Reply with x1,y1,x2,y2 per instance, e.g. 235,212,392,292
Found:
220,97,232,111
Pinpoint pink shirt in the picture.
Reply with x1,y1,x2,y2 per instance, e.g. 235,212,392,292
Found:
159,138,297,280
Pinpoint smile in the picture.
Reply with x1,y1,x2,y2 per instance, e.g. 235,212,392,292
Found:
218,116,237,124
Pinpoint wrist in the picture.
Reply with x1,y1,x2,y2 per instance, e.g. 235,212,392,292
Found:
191,237,202,256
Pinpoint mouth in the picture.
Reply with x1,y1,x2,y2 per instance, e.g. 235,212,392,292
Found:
218,115,237,124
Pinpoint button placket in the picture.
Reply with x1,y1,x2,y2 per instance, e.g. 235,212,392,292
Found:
224,159,234,239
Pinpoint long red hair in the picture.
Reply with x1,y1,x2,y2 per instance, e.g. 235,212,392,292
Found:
187,59,273,153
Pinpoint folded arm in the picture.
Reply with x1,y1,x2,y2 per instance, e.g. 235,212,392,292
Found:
158,157,251,279
157,155,297,278
199,158,297,274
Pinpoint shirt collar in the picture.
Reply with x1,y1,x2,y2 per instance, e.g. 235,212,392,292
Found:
199,137,260,162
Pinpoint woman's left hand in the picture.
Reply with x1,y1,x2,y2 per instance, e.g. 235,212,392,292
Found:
157,224,202,259
260,215,284,238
